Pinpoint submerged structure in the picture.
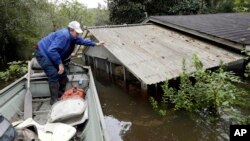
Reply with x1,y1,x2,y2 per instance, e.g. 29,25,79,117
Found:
83,13,249,92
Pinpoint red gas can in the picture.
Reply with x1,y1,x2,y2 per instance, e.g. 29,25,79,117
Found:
60,86,85,100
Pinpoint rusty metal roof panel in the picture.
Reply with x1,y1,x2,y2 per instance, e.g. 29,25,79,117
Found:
89,24,243,84
144,13,250,49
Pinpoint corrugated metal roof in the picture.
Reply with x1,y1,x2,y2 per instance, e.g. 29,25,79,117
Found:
144,13,250,50
89,24,243,84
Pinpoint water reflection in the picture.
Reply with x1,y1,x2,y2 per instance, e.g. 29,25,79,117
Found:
95,75,229,141
92,66,250,141
105,115,132,141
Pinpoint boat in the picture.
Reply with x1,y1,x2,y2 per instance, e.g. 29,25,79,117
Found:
0,59,109,141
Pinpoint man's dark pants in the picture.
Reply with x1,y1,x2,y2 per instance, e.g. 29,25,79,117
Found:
35,49,68,104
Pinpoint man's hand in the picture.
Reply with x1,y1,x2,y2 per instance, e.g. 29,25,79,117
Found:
58,64,64,74
96,41,105,46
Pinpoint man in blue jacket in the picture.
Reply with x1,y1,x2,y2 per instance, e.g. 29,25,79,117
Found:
35,21,105,105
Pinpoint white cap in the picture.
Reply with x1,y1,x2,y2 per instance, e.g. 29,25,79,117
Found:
68,21,83,33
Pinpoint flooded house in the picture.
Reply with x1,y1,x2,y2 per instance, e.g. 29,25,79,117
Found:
80,13,249,95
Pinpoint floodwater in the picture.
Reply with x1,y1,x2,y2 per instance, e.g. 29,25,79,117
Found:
94,73,230,141
0,59,249,141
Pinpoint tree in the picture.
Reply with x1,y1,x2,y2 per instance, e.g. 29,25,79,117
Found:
108,0,145,24
91,8,111,26
0,0,110,68
169,0,202,15
233,0,250,12
0,0,39,66
145,0,175,15
108,0,242,24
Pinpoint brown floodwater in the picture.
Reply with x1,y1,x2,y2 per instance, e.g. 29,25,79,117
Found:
1,59,249,141
94,74,230,141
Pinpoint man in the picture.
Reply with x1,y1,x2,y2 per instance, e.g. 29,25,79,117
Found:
35,21,105,105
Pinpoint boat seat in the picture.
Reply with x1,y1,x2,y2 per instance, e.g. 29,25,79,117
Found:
31,57,89,74
15,118,76,141
31,58,42,70
56,107,88,126
48,98,87,123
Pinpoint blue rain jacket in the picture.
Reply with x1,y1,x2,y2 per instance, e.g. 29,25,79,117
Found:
37,28,96,65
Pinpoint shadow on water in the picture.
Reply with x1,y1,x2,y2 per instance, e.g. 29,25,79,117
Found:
93,69,233,141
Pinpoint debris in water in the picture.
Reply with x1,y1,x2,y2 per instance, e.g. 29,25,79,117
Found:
105,115,132,141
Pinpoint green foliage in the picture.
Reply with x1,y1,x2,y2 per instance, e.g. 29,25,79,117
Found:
149,97,167,116
244,50,250,77
245,63,250,77
108,0,243,24
91,8,111,26
0,0,110,67
34,0,110,33
109,0,145,24
161,80,175,107
150,54,248,123
56,0,89,27
238,116,250,124
0,61,27,81
108,0,184,24
218,0,235,12
145,0,174,16
233,0,250,12
149,97,158,111
169,0,201,15
0,0,39,64
158,109,167,117
175,59,195,111
190,55,245,115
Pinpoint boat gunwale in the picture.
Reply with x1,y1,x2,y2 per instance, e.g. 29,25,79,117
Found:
0,64,110,141
0,74,27,95
88,66,110,141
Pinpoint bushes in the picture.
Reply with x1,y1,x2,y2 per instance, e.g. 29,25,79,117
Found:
0,61,27,81
150,55,248,123
244,50,250,77
0,0,110,66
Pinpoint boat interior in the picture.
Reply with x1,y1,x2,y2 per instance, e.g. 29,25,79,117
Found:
0,59,108,141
